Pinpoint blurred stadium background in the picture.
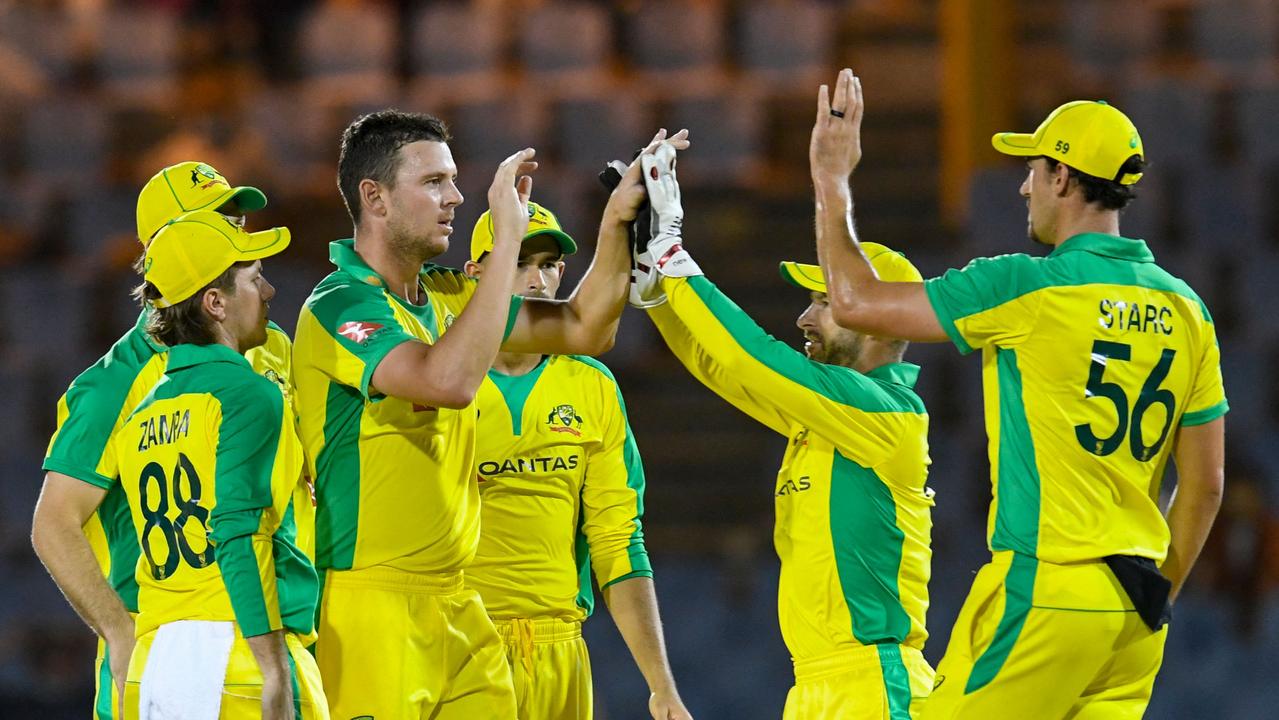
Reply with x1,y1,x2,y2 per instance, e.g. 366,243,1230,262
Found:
1,0,1276,717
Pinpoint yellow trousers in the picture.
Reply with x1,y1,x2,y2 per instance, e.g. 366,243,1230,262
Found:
783,643,934,720
496,617,592,720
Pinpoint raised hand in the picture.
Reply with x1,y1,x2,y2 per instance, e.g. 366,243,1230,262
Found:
810,68,865,181
487,147,539,251
604,128,691,225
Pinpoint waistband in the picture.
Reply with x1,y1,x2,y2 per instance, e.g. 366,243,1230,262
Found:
324,566,465,595
493,617,583,644
793,644,924,684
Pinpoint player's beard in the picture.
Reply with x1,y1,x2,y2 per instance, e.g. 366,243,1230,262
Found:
387,214,447,265
806,330,864,368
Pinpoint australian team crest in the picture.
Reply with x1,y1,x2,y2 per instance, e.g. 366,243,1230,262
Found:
547,404,583,436
189,163,224,190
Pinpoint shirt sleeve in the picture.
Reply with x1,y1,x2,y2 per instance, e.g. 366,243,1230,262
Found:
209,377,287,638
43,356,163,488
301,280,419,399
579,365,653,588
425,266,523,341
923,253,1047,353
657,275,916,466
1180,319,1229,426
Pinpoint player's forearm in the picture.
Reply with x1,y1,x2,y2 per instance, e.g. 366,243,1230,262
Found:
603,577,681,696
812,177,883,329
412,242,521,405
31,480,133,644
1163,420,1225,602
562,217,631,353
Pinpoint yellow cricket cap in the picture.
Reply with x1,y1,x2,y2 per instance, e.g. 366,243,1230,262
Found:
136,161,268,244
145,210,290,308
991,100,1145,185
778,242,922,293
470,201,578,262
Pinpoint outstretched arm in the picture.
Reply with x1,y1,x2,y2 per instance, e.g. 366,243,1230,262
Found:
810,68,946,342
503,130,691,356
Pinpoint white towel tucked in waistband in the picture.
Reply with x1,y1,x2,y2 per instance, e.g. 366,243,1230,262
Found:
138,620,235,720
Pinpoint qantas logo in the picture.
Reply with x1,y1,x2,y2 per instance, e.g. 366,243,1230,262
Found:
337,321,384,344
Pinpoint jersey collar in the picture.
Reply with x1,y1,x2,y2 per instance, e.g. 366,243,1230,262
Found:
865,362,920,389
166,342,252,371
330,238,391,288
1049,233,1155,263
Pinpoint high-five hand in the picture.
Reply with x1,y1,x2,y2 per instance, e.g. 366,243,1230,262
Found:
487,147,539,251
810,68,865,181
604,128,691,225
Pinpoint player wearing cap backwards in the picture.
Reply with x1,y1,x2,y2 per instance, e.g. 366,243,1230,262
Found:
112,211,324,719
31,162,301,719
627,141,935,719
808,69,1227,717
291,110,686,718
463,202,692,720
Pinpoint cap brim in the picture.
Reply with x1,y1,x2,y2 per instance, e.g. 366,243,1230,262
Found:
218,186,268,213
525,229,577,256
991,132,1042,157
237,226,291,262
778,262,826,293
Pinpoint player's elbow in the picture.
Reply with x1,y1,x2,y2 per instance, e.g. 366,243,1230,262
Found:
829,297,871,332
417,382,476,410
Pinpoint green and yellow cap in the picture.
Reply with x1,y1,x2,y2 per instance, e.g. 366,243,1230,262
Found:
136,161,268,244
779,242,922,293
470,201,578,262
991,100,1144,185
145,210,290,308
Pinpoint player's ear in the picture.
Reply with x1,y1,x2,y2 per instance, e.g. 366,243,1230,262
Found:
359,178,385,219
201,287,228,322
1053,162,1073,197
464,260,482,279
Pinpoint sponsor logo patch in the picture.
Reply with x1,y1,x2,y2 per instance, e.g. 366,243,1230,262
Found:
337,321,384,344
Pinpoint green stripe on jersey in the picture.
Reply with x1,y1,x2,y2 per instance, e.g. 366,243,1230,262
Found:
96,645,115,719
830,451,911,644
486,357,550,436
991,349,1040,555
966,554,1038,693
685,276,924,414
100,484,141,612
876,644,913,720
315,381,364,570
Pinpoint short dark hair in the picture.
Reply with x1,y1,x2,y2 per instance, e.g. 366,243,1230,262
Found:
1043,155,1145,211
337,110,451,226
132,263,245,347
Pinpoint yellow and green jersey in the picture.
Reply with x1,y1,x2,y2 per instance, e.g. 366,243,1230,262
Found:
293,239,522,574
42,312,295,613
110,343,317,640
467,355,651,621
924,233,1229,565
648,275,934,659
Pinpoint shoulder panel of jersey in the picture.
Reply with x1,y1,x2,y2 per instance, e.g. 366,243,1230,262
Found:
44,312,167,488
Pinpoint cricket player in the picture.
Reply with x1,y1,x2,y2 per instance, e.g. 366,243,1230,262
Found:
626,141,936,718
292,110,686,718
463,203,692,720
31,162,298,719
114,210,323,719
808,69,1227,718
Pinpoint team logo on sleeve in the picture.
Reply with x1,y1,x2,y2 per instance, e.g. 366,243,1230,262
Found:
546,404,584,436
337,321,385,344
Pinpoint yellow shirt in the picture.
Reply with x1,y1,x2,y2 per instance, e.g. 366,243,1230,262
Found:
467,355,651,621
42,313,296,611
925,233,1229,564
649,276,934,659
111,344,316,640
293,239,522,573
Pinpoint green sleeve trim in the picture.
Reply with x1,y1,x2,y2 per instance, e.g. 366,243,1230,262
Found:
1180,400,1229,427
602,569,654,588
214,531,276,637
923,277,973,354
684,276,922,414
40,459,115,489
503,294,524,342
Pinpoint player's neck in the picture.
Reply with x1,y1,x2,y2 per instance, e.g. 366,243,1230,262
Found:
353,229,428,304
1050,205,1122,246
492,352,544,377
